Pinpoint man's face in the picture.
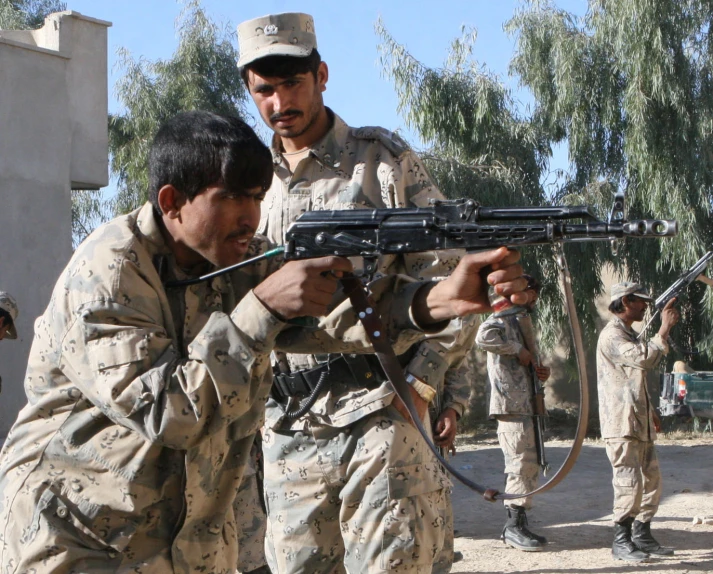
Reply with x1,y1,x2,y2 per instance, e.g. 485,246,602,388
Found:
246,63,328,143
625,294,649,322
0,318,8,341
172,185,265,269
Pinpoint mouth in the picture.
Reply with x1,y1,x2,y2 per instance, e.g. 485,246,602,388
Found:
271,111,301,128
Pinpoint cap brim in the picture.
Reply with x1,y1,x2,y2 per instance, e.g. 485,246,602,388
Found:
633,293,654,301
238,44,313,68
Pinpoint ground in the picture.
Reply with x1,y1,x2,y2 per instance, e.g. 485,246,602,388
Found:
448,436,713,574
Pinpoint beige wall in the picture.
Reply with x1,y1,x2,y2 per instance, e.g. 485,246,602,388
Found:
0,11,110,438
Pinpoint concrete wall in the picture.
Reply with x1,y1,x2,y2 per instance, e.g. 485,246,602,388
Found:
0,11,110,438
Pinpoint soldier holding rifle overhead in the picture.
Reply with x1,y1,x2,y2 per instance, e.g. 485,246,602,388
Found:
475,275,551,552
597,282,679,562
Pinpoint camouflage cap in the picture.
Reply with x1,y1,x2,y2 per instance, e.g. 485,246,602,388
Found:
0,291,18,339
610,281,654,302
237,12,317,68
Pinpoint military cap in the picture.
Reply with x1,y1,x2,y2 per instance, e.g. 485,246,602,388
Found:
610,281,654,302
0,291,18,339
237,12,317,68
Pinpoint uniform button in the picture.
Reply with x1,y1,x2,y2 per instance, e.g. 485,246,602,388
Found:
71,481,83,493
57,506,68,518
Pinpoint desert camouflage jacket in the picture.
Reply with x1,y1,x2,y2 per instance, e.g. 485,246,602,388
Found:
259,110,475,429
476,311,535,417
0,203,435,573
596,317,668,441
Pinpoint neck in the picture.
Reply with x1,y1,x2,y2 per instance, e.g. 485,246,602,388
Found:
280,106,331,153
159,216,207,273
616,313,635,328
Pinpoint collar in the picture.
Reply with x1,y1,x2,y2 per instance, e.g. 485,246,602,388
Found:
270,108,348,169
613,316,638,337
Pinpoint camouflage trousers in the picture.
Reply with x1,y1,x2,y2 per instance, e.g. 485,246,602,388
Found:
496,415,539,509
431,469,454,574
235,437,269,573
262,406,450,574
604,438,662,523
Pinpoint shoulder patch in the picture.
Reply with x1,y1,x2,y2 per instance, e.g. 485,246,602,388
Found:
351,126,411,156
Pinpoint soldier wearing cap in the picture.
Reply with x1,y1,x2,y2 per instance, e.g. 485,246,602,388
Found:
0,291,19,394
0,291,18,342
475,275,551,552
237,12,479,574
597,281,679,562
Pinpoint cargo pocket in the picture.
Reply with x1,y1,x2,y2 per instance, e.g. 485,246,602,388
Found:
26,483,138,556
381,463,448,570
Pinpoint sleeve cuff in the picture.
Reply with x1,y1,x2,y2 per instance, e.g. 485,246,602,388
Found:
651,334,670,355
230,290,287,353
391,280,450,334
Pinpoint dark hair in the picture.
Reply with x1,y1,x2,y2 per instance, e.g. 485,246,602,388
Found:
522,274,541,294
608,297,626,314
240,49,322,86
0,309,12,329
148,110,273,213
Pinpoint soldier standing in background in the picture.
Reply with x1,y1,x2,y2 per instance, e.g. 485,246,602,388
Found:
238,12,478,573
597,282,679,562
0,291,19,394
475,276,550,551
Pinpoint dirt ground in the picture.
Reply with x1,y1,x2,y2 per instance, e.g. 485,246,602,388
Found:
448,436,713,574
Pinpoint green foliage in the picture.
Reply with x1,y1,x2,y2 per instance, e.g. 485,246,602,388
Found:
376,19,576,351
379,2,713,363
109,0,249,217
0,0,65,29
507,0,713,363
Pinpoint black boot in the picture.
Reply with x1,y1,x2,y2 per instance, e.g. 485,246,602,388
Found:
502,505,547,551
632,520,674,556
612,518,650,562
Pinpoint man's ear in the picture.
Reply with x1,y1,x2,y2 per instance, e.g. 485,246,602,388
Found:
157,185,186,220
317,61,328,93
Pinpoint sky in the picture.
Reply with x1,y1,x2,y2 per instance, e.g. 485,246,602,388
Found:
64,0,588,185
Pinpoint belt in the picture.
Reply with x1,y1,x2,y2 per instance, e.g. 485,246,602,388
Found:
272,354,389,402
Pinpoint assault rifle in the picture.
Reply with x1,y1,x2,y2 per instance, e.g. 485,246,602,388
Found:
515,313,550,475
282,198,677,266
639,249,713,342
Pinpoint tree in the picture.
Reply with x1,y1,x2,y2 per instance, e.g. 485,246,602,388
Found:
506,0,713,362
376,20,573,351
0,0,65,29
109,0,249,217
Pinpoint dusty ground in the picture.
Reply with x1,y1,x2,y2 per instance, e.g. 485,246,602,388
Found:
448,436,713,574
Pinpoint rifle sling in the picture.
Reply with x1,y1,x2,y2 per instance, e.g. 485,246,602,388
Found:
340,245,589,502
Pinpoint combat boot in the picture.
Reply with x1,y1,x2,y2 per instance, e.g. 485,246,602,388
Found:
612,517,650,562
501,505,547,551
632,520,674,556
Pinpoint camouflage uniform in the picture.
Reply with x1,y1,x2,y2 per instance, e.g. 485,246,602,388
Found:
0,203,438,574
259,111,473,574
596,318,668,523
235,437,268,573
476,311,538,509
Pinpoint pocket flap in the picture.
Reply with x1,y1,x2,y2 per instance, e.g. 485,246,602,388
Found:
88,331,150,371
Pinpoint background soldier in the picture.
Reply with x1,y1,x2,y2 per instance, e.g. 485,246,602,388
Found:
597,282,679,562
0,291,18,342
475,276,550,551
0,291,19,394
238,12,479,573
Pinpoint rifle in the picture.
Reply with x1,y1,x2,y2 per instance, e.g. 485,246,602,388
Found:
282,198,676,268
167,195,677,502
515,312,550,475
638,249,713,341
